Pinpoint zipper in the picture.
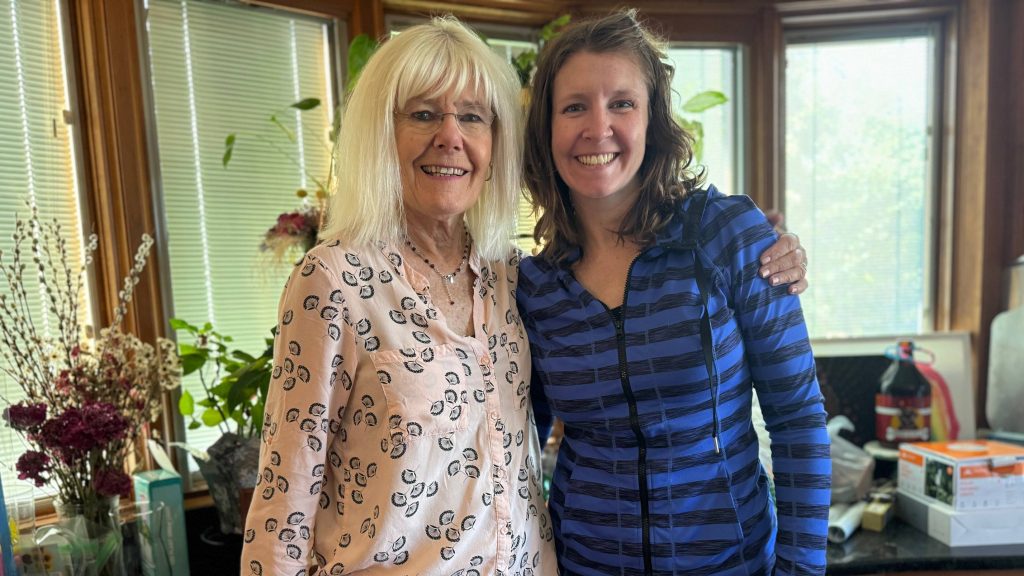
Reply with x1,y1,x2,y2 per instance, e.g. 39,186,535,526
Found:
612,252,654,576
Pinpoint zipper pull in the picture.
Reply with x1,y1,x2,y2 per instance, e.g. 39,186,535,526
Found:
713,435,720,455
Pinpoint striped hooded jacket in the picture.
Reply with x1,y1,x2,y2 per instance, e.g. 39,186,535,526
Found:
517,188,831,575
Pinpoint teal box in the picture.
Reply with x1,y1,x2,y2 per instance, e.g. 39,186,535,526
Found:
133,470,191,576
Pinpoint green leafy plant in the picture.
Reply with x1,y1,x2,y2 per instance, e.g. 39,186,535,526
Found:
675,90,729,162
511,14,571,87
172,318,272,439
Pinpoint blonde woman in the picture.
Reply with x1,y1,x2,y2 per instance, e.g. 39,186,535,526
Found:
241,18,554,575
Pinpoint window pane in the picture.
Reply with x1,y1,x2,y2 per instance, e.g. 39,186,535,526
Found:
668,46,740,196
784,32,936,338
0,0,87,494
484,36,538,254
144,0,337,472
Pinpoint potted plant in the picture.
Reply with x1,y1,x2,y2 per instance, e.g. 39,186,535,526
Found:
171,319,272,534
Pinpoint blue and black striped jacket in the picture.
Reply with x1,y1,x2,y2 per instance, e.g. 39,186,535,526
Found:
517,187,831,575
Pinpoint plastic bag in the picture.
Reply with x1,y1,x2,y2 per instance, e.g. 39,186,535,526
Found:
828,415,875,504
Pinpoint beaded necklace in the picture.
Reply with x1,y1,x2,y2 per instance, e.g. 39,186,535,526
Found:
405,231,471,305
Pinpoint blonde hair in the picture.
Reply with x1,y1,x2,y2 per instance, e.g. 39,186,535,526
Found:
320,16,523,260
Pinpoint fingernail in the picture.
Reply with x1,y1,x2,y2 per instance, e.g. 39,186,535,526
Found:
760,268,770,278
771,277,781,286
761,256,771,265
789,286,798,294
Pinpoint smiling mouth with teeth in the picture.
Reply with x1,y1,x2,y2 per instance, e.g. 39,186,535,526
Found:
421,165,467,176
576,153,617,166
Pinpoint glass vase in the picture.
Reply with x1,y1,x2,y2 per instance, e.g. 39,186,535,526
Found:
52,496,125,576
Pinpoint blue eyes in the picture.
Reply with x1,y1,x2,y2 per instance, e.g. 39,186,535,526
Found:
408,110,488,125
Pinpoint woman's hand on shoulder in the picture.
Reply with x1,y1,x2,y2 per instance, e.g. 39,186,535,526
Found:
758,215,808,295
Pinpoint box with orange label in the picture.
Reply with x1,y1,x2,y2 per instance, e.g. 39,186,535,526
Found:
897,440,1024,510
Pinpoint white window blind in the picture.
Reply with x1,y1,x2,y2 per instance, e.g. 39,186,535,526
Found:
0,0,87,495
143,0,336,472
485,36,538,255
668,46,741,197
784,30,937,339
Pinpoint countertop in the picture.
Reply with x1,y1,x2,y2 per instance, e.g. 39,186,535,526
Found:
827,517,1024,574
184,506,1024,574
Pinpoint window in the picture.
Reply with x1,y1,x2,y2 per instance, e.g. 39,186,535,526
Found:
667,45,742,197
485,36,539,255
0,0,88,493
784,27,939,339
142,0,338,474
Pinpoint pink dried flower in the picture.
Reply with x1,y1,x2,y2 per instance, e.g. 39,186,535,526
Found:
3,402,47,431
38,402,129,464
93,467,132,497
16,450,52,487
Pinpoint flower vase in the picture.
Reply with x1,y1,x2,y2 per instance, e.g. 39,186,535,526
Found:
53,497,126,576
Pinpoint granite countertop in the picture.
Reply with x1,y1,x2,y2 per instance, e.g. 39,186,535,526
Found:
827,517,1024,574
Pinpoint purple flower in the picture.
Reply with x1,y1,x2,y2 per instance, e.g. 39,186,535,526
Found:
16,450,51,487
37,402,129,463
93,467,131,497
3,402,47,431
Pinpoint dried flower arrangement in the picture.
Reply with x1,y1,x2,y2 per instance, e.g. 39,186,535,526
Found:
0,204,180,524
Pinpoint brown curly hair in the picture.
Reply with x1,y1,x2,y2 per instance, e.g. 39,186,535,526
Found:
523,9,705,264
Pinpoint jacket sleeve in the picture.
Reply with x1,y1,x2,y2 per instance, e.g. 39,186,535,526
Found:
240,253,355,576
516,256,554,446
716,194,831,576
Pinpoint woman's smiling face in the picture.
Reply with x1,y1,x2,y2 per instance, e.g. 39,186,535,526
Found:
550,50,649,206
395,86,493,225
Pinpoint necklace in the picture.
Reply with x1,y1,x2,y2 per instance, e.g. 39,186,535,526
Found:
405,231,471,305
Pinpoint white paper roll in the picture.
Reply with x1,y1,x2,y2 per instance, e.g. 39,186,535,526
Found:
828,501,867,544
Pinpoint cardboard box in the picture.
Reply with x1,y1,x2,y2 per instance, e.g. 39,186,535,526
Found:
134,470,191,576
897,440,1024,510
860,499,894,532
897,489,1024,547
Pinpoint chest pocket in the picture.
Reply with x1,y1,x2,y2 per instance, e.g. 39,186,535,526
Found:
490,321,530,412
370,343,478,439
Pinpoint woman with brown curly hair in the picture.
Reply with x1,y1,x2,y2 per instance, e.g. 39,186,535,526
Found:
517,10,830,576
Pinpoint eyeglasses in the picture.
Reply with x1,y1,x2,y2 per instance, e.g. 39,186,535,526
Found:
395,110,495,137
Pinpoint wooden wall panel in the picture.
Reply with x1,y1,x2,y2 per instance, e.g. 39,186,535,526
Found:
67,0,164,344
382,0,565,27
949,0,1017,429
1009,0,1024,269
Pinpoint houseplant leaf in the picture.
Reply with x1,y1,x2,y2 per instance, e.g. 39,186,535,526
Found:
290,98,321,111
681,90,728,114
179,390,195,416
180,352,207,376
346,34,379,93
201,408,225,427
222,134,236,167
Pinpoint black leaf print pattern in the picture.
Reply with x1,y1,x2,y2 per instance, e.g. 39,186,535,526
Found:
355,319,371,335
240,246,555,575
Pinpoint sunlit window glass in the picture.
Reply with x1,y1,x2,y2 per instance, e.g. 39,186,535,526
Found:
785,30,937,338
